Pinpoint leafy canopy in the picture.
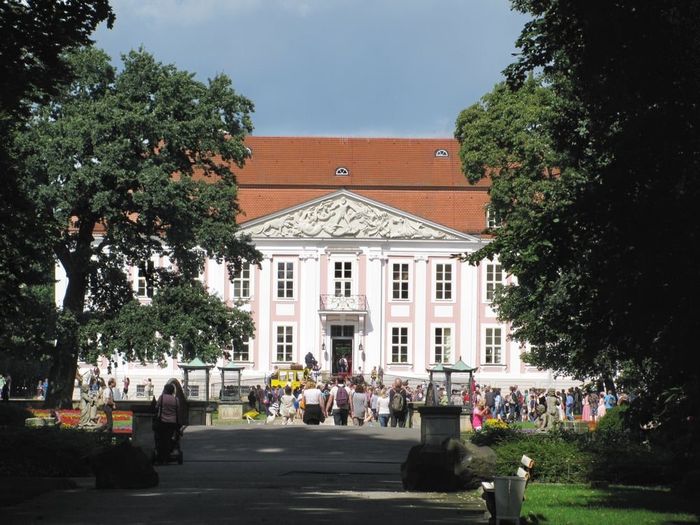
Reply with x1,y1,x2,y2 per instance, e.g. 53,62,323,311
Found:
16,46,260,405
455,0,700,402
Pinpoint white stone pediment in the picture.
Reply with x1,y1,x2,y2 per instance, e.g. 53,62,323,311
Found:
240,190,473,241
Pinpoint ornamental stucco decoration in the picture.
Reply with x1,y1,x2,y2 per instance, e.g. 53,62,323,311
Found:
247,196,457,240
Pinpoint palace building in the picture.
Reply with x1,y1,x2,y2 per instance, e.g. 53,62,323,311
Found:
59,137,563,397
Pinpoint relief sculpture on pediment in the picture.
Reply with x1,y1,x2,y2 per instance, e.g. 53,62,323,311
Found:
248,195,455,240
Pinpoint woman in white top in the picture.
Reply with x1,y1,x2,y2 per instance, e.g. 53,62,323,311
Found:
376,387,391,427
280,386,296,425
302,381,326,425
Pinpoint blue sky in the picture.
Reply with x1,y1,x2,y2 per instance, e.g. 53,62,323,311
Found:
94,0,528,137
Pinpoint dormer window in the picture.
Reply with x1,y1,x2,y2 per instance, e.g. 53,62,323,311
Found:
245,147,252,156
434,149,449,158
335,167,349,176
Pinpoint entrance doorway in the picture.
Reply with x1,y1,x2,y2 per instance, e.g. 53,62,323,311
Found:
330,325,354,375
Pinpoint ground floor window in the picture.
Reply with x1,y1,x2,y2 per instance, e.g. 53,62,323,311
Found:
390,326,409,363
276,325,294,362
484,327,503,364
433,326,452,364
233,335,250,362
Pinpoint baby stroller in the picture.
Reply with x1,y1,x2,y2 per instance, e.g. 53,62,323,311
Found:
152,378,187,465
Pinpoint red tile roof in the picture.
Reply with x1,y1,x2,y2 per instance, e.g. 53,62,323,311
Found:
234,137,491,235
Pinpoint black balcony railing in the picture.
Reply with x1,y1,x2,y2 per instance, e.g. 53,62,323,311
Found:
319,294,368,312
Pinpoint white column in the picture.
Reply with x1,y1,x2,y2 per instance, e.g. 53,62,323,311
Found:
366,250,385,370
257,254,272,372
207,257,225,299
299,251,320,364
414,255,428,374
462,259,478,367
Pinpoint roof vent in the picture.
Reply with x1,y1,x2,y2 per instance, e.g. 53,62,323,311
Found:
435,149,449,158
335,167,349,176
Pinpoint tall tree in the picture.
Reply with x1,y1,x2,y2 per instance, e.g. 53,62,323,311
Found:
16,47,260,407
456,1,700,428
0,0,113,360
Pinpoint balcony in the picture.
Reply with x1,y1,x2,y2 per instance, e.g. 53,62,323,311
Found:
319,294,368,313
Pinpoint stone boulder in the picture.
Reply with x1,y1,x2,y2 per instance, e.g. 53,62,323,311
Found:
88,441,159,489
401,438,496,491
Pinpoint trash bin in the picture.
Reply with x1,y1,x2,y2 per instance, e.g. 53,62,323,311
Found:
494,475,527,524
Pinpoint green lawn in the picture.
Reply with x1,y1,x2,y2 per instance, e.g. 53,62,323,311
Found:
520,483,699,525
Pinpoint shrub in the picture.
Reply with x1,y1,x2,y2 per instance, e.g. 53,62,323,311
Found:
494,434,592,483
0,404,33,427
597,405,630,434
471,421,522,447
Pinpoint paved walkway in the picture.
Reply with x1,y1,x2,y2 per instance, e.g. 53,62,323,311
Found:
4,424,487,524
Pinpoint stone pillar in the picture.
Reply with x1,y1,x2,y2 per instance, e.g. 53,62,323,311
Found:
418,405,462,447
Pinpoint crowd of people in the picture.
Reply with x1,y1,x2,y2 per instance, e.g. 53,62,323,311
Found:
248,375,425,427
468,384,629,430
250,371,630,431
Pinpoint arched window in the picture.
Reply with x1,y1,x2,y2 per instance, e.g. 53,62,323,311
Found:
335,167,349,176
434,149,449,158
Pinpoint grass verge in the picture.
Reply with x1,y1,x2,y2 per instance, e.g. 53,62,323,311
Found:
521,483,700,525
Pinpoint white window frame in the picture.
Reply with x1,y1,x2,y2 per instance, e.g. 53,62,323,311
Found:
433,261,454,302
273,323,295,363
388,324,411,364
486,205,502,229
483,260,504,303
275,259,296,300
332,259,354,297
135,260,155,299
482,325,505,365
431,324,455,364
390,260,411,302
232,335,251,362
231,262,252,301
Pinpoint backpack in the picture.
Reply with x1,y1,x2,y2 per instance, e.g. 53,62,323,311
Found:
391,390,405,412
335,386,349,409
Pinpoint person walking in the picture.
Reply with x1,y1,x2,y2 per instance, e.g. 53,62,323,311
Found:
280,386,296,425
389,378,408,428
102,378,116,432
302,381,326,425
122,377,130,400
2,375,11,402
327,379,351,426
377,388,391,427
351,384,368,426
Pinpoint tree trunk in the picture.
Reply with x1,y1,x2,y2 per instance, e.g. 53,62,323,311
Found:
44,264,88,408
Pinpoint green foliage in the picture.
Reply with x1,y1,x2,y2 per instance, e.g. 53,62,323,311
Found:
470,423,522,447
0,405,33,427
0,1,113,367
596,405,630,435
455,1,700,440
13,45,261,406
495,434,592,483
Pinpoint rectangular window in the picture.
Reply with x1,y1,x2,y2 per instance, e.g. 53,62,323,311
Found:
391,326,409,363
486,206,502,229
334,261,352,297
276,261,294,299
137,261,154,298
231,262,251,299
434,327,452,364
188,385,200,398
276,325,293,362
485,262,503,302
435,263,453,300
392,263,409,300
484,327,503,364
232,335,250,362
